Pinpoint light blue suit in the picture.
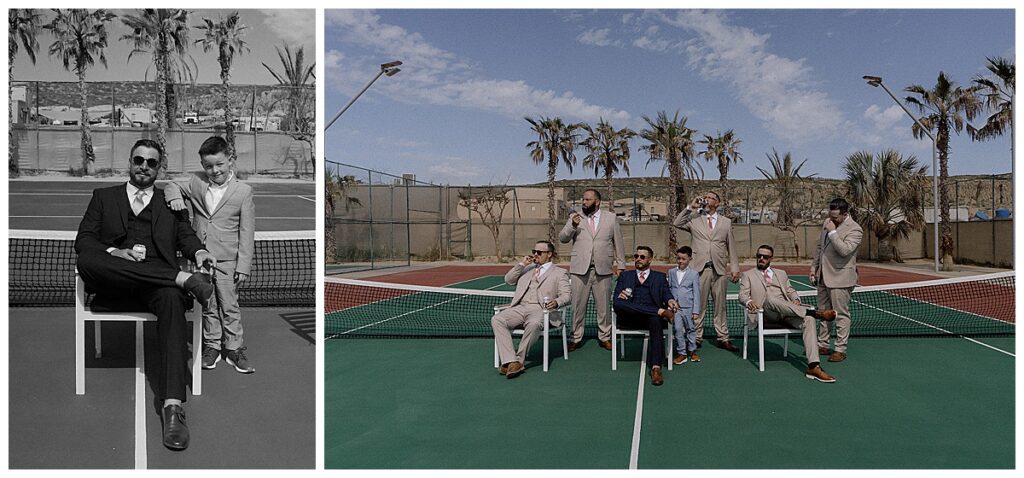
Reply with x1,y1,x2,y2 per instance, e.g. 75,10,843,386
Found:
667,266,701,355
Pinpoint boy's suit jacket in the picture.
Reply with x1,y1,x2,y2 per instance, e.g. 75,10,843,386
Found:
667,266,701,311
164,172,255,275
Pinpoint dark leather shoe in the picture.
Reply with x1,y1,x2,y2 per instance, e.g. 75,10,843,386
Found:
599,340,613,351
161,404,190,451
651,366,663,386
183,273,214,309
498,364,508,375
506,361,525,379
568,341,582,352
829,351,847,362
717,340,739,352
815,309,837,321
805,365,836,383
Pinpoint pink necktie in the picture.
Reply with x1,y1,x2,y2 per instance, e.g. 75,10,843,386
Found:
534,267,542,281
639,271,646,284
588,215,596,234
708,216,714,230
763,269,771,284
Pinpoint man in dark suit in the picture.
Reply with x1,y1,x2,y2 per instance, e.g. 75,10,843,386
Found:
75,138,216,451
612,246,678,386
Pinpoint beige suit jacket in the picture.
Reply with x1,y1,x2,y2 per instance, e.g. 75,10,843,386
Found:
505,262,571,322
739,268,800,309
811,217,863,289
162,173,256,275
558,209,625,275
673,208,739,275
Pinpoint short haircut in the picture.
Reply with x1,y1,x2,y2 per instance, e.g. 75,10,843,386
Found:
130,138,163,159
676,246,692,257
534,240,555,252
706,191,721,201
198,136,231,159
829,198,850,214
583,188,602,200
757,244,774,255
637,245,654,257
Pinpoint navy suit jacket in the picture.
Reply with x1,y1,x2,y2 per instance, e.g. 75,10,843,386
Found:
613,269,672,318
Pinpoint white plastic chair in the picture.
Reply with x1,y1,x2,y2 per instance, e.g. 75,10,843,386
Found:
742,309,801,372
611,309,674,371
492,303,569,372
75,270,202,395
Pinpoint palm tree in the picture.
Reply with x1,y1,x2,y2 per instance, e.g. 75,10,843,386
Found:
526,116,581,242
121,9,192,171
904,72,983,269
698,129,743,216
580,119,635,213
196,11,248,162
969,57,1014,163
756,149,815,228
640,110,701,252
9,8,44,176
843,150,928,262
45,9,116,174
262,43,315,135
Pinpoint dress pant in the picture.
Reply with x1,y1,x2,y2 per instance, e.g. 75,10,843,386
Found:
758,298,820,364
491,303,546,365
205,260,244,351
77,250,190,401
697,265,730,341
570,266,613,342
613,301,668,367
672,306,697,355
816,285,854,353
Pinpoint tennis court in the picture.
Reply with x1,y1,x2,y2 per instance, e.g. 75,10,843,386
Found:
325,266,1015,468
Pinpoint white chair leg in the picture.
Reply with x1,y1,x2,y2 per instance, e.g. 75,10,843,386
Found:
95,321,103,358
783,334,790,358
542,312,550,372
561,324,568,361
666,325,673,371
611,313,618,371
742,324,749,360
76,317,85,395
758,311,766,372
191,315,202,395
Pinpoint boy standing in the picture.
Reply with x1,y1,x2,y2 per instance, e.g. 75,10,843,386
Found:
165,136,256,374
667,246,701,364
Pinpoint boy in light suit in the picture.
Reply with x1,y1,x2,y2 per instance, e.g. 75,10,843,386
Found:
667,246,701,365
165,136,256,374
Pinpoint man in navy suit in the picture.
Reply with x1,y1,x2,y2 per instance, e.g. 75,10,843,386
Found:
613,246,678,386
75,138,216,451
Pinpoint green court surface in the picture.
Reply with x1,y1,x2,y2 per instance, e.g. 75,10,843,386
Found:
326,274,1015,468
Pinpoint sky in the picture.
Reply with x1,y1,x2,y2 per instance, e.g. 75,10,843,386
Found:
325,8,1015,185
11,9,316,87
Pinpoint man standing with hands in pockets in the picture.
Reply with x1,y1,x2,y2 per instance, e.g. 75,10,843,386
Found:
559,189,626,352
673,191,741,352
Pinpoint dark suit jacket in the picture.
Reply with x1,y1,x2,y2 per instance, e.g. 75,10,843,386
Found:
613,269,673,318
75,184,205,271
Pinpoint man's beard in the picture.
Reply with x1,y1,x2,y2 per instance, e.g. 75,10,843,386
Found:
756,262,768,270
582,203,597,215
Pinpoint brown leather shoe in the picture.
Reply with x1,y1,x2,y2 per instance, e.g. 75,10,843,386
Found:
689,352,701,362
568,341,582,352
673,354,687,365
651,366,664,386
815,309,837,321
599,340,613,351
505,361,525,379
829,351,847,362
717,340,739,352
805,365,836,383
498,364,508,375
818,346,831,355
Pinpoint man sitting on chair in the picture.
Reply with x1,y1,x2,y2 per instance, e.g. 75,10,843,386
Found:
491,241,570,379
612,246,677,386
738,245,838,383
75,138,217,450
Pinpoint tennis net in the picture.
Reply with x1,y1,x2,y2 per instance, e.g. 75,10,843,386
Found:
325,272,1014,338
9,230,314,307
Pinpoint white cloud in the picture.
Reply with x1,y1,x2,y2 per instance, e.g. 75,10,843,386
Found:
327,9,628,124
260,10,316,50
864,104,906,130
578,28,621,47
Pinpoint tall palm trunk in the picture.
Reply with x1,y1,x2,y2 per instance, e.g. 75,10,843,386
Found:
154,34,169,171
221,69,236,161
78,69,94,174
719,159,730,215
666,151,684,253
546,154,557,243
9,47,17,176
605,164,614,213
937,117,954,269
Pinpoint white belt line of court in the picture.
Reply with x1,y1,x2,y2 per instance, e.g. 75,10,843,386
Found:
791,279,1014,357
629,337,649,470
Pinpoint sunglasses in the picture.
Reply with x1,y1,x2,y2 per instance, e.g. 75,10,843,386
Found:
633,254,649,259
756,253,773,259
132,156,160,169
531,250,550,255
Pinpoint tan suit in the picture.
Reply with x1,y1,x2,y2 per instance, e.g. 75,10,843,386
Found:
811,217,863,353
739,267,821,364
673,207,739,341
491,262,571,366
559,209,625,342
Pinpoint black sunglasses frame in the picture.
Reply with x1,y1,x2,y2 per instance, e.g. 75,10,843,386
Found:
132,156,161,169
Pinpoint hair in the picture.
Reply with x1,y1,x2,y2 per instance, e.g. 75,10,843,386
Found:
706,191,721,202
829,197,850,214
130,138,163,159
637,245,654,258
757,244,775,255
675,246,692,257
198,136,231,159
535,240,557,259
583,188,602,200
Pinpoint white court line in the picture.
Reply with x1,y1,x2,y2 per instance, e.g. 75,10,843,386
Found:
629,337,649,470
294,195,315,203
135,323,148,469
791,278,1014,357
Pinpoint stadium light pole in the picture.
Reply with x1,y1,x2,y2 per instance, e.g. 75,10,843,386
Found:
326,60,402,131
863,75,940,273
